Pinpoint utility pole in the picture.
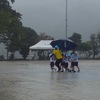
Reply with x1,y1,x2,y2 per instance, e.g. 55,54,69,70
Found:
66,0,67,39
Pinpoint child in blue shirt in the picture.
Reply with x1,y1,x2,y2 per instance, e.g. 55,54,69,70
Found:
67,53,74,72
72,52,80,72
64,55,71,72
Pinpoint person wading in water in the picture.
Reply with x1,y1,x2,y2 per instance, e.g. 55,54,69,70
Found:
52,45,62,72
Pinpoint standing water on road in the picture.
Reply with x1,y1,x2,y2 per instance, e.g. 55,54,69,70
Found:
0,60,100,100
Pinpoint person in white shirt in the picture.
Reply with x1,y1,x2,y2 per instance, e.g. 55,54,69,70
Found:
64,55,71,72
49,54,56,71
67,54,73,72
72,52,80,72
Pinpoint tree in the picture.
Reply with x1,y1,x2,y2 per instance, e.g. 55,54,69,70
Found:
0,9,22,58
0,0,22,59
19,27,38,59
97,32,100,44
79,41,92,58
69,33,82,50
90,33,99,59
10,0,15,3
38,33,54,41
0,0,11,10
0,0,21,32
69,33,82,44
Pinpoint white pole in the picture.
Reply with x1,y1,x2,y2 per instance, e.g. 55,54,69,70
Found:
29,49,32,60
66,0,67,39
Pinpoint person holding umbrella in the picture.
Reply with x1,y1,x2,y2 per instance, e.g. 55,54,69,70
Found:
52,45,63,72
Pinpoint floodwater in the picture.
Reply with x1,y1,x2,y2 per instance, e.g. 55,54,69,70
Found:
0,60,100,100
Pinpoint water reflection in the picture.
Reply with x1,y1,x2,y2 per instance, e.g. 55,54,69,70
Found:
0,60,100,100
0,76,21,100
49,72,80,100
50,71,79,85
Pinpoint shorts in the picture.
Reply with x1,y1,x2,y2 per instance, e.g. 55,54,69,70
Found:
71,62,74,67
50,62,54,67
73,62,78,66
71,62,78,67
61,62,65,66
55,58,62,67
64,62,68,68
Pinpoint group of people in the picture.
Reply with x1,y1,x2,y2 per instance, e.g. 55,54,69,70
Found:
49,45,80,72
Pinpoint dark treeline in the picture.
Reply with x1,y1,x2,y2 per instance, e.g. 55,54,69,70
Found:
69,32,100,59
0,0,54,60
0,0,100,60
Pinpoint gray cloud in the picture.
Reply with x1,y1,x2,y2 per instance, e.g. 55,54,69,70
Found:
12,0,100,41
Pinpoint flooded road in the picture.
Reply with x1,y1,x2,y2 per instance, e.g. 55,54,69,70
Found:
0,60,100,100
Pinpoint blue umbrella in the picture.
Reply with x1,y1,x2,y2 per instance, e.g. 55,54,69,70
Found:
50,39,77,51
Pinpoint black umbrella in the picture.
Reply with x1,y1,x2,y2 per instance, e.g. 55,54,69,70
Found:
50,39,77,51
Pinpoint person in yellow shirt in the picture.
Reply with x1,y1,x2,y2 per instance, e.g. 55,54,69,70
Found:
52,45,62,72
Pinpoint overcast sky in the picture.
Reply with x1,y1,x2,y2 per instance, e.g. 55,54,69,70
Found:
12,0,100,41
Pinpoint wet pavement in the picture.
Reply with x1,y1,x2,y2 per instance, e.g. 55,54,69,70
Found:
0,60,100,100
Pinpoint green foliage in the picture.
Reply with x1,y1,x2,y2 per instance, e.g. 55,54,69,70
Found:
0,0,22,37
97,32,100,44
69,32,82,45
0,10,21,32
0,9,22,54
38,33,54,41
0,0,11,10
0,0,22,57
0,0,21,31
0,0,39,60
79,41,92,58
79,42,91,51
19,27,38,59
68,32,82,50
90,33,100,59
10,0,15,3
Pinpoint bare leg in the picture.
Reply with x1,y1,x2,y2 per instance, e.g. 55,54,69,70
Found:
77,66,80,72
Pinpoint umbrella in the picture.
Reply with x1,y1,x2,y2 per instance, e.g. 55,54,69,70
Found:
50,39,77,51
